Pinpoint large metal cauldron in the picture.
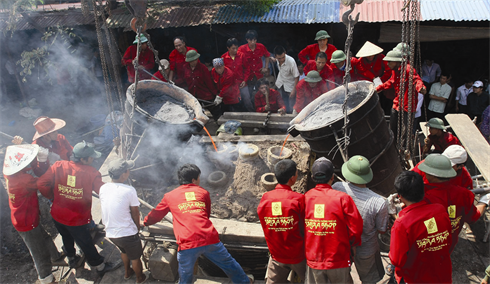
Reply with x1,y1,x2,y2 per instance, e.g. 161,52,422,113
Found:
288,81,401,197
121,80,209,184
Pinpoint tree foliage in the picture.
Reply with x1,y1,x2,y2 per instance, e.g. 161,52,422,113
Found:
1,0,44,32
235,0,280,17
17,26,82,82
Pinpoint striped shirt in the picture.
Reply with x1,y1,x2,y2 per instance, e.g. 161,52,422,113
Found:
332,182,389,257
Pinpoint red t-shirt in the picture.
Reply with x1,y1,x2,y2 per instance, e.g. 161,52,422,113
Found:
151,70,168,82
254,89,286,113
211,66,240,105
376,63,425,112
183,61,217,101
294,79,328,113
238,43,270,82
353,54,391,82
144,183,221,251
37,161,104,226
169,46,197,85
304,60,333,82
5,171,40,232
121,45,155,83
222,51,245,83
304,184,363,270
423,181,481,252
389,200,452,284
426,132,461,153
257,184,305,264
32,134,73,177
298,43,337,65
412,161,473,189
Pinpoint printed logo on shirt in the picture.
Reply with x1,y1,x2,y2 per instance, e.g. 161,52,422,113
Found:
314,204,324,219
185,192,196,201
424,217,438,234
58,184,83,200
178,201,205,213
416,230,450,253
271,202,282,216
263,216,295,232
67,175,76,187
447,205,456,219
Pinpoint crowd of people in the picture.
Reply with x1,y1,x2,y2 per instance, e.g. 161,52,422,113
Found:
2,28,489,284
122,29,490,142
3,112,490,284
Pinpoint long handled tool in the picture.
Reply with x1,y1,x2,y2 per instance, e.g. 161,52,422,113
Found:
0,131,27,144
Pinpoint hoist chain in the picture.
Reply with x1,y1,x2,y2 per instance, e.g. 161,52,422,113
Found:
143,31,172,83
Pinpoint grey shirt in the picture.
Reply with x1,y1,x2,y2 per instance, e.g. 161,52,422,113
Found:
332,182,388,257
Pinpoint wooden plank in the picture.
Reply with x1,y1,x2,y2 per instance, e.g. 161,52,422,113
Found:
148,218,266,245
217,118,290,129
220,112,295,123
445,114,490,182
200,134,305,144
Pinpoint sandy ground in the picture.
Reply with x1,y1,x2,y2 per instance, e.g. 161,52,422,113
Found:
0,99,489,284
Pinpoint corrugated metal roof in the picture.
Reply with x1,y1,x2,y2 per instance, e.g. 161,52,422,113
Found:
0,11,94,31
106,6,220,29
421,0,490,21
212,0,341,24
339,0,409,23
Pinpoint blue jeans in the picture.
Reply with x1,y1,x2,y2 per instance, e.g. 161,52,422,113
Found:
177,242,249,284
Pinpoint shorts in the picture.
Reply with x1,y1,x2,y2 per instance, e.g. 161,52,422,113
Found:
110,234,143,260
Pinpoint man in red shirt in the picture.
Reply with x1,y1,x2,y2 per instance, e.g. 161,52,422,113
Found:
143,164,251,284
169,36,197,87
121,34,155,84
353,41,391,84
151,59,169,82
293,71,328,114
257,159,305,283
412,145,472,189
238,30,271,96
38,142,119,275
182,50,221,120
298,30,337,65
222,38,254,112
329,50,357,86
3,144,63,284
303,52,333,83
422,118,461,154
417,154,482,253
255,78,286,114
211,58,245,113
389,171,452,284
13,116,73,176
376,49,426,143
305,157,363,284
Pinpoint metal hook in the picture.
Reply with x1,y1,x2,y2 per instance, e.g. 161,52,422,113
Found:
342,4,360,27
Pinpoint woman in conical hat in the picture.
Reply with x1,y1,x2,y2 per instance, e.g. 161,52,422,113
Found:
3,144,63,284
353,41,392,82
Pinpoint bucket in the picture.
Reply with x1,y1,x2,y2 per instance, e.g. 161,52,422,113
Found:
288,81,401,197
121,80,209,183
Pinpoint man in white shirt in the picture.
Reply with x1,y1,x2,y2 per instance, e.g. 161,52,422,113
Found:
273,45,299,113
428,74,452,120
99,159,146,283
455,78,474,115
421,59,442,87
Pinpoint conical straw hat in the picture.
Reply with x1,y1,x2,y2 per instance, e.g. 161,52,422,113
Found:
3,144,39,176
356,41,383,58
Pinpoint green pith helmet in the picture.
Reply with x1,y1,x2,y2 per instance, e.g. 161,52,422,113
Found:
425,118,446,130
185,50,200,62
418,154,457,178
383,49,403,62
394,42,410,56
330,50,346,63
133,34,148,44
315,30,331,40
341,155,373,184
73,141,101,159
304,71,322,83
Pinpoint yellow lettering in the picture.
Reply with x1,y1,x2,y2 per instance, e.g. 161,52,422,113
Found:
178,201,206,211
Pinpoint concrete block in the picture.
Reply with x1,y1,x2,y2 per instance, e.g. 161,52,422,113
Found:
149,245,179,282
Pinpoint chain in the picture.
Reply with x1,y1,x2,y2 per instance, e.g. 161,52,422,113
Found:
397,0,409,152
143,31,172,83
407,0,419,158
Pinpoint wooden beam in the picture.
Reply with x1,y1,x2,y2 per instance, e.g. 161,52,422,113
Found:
199,134,305,144
445,114,490,182
217,118,291,130
220,112,295,123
